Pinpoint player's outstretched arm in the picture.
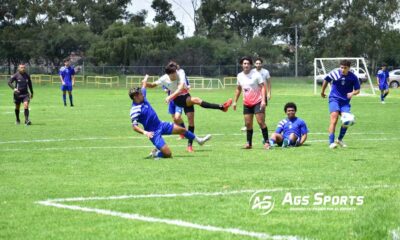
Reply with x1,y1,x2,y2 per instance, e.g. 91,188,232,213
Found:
143,75,158,88
132,125,154,139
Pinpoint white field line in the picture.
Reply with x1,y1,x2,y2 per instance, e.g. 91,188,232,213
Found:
390,227,400,240
2,137,400,152
0,132,395,145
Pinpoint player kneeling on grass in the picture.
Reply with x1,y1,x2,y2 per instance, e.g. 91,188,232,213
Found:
269,102,308,148
321,60,360,149
130,75,211,159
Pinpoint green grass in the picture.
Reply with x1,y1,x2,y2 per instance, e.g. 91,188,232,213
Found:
1,80,400,239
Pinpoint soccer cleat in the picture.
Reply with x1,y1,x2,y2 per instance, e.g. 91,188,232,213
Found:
381,101,385,104
15,120,21,125
336,140,347,148
329,142,338,149
264,142,271,150
187,145,194,152
197,134,212,146
240,126,247,132
71,104,74,107
25,120,32,126
178,134,185,140
269,140,277,148
243,143,252,149
222,98,233,112
145,149,158,159
282,138,289,148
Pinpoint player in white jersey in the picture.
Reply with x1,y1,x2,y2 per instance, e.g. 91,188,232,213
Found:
145,61,232,152
233,56,270,149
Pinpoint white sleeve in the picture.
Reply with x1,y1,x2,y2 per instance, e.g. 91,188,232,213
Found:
265,70,271,80
154,74,168,86
257,73,264,85
236,74,241,86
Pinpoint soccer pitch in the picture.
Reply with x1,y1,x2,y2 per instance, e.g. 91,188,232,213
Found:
1,80,399,239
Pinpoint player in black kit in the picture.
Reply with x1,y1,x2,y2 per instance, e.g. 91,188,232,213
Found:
8,64,34,125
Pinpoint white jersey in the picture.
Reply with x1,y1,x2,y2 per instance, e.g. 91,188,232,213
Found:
155,69,189,96
237,69,264,107
255,68,271,84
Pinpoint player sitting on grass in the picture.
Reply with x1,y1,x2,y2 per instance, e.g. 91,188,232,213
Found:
130,75,211,159
269,102,308,148
144,61,232,152
321,60,360,149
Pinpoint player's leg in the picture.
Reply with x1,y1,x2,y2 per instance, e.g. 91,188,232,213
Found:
67,88,73,106
337,103,351,147
185,107,195,152
23,97,31,125
244,113,254,149
328,100,340,148
61,85,67,106
174,106,185,140
172,123,211,146
148,128,172,158
14,101,21,124
270,133,283,147
284,133,299,147
186,95,232,112
254,104,269,149
383,86,389,101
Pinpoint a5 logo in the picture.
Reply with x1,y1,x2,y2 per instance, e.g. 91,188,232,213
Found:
249,191,275,215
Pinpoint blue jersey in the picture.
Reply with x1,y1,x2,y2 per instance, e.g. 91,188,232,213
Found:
59,66,75,86
376,69,389,85
275,117,308,139
324,69,360,102
130,88,162,131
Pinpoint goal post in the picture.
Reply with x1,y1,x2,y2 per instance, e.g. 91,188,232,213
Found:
314,57,375,95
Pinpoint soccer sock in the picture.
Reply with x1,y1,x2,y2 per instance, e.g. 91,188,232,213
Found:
188,126,195,146
383,92,389,99
24,109,29,121
200,101,223,110
380,93,384,101
261,127,269,143
338,127,348,141
246,129,253,146
63,94,67,105
69,94,73,105
329,133,335,144
184,130,195,141
156,150,164,158
15,109,20,121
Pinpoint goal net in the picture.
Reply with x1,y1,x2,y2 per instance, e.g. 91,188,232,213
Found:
314,57,375,95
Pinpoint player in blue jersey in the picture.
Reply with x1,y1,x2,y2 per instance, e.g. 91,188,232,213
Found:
163,85,186,140
59,58,75,107
130,75,211,159
269,102,308,148
321,60,360,149
376,63,390,104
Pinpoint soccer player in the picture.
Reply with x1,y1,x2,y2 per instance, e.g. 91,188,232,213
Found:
376,63,389,104
233,56,270,149
59,58,75,107
145,61,232,152
269,102,308,148
8,64,33,125
321,60,360,149
163,85,185,140
130,75,211,159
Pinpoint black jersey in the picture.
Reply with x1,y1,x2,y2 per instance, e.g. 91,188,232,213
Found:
8,72,33,95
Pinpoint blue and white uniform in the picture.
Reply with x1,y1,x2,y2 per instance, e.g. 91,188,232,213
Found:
59,66,75,91
376,69,389,90
275,117,308,146
130,88,174,150
324,69,360,113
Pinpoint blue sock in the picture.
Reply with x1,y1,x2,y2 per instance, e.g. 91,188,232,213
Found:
338,127,347,141
69,95,73,105
269,139,276,145
381,93,384,101
62,94,66,105
329,133,335,144
184,130,195,141
156,150,164,158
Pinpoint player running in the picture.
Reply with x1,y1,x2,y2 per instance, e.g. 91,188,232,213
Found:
376,63,390,104
321,60,360,149
8,64,33,125
59,58,76,107
269,102,308,148
130,75,211,159
233,56,270,149
145,61,232,152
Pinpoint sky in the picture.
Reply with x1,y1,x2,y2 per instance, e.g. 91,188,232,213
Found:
128,0,197,37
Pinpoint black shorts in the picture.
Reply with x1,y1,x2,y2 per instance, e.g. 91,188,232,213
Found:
173,93,194,113
13,93,30,104
243,102,264,115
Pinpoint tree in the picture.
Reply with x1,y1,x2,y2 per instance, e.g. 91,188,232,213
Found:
151,0,184,35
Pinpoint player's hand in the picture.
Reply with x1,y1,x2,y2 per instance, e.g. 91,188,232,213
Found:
165,96,171,104
347,92,353,99
232,102,237,111
321,92,326,98
30,93,33,99
260,101,266,110
142,74,149,83
14,88,20,94
267,95,271,101
62,81,65,85
144,131,154,139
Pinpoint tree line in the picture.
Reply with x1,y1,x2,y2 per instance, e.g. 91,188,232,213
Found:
1,0,399,75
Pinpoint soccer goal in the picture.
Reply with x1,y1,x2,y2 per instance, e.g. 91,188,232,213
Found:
314,57,375,95
187,77,224,89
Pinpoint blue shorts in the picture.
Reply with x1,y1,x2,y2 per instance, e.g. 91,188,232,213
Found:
61,85,73,91
150,122,174,150
168,101,183,115
379,84,389,91
329,99,351,113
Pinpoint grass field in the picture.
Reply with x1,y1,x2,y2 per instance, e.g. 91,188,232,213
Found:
1,79,400,239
